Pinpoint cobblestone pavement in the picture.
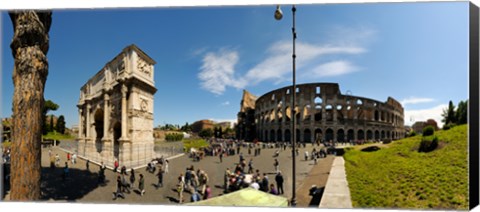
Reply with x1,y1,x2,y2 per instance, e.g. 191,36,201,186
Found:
5,143,335,207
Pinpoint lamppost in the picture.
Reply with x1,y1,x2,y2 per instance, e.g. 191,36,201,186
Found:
274,4,297,207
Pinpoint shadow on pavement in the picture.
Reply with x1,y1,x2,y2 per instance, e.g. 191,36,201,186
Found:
308,186,325,207
40,166,104,201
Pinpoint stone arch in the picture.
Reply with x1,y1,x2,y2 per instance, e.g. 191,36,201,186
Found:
358,129,365,141
265,130,269,141
277,129,283,142
314,128,322,142
375,110,379,121
375,130,380,140
303,105,312,121
285,129,291,142
285,106,291,122
296,129,301,143
270,130,275,142
304,129,312,143
325,128,334,142
94,109,104,153
326,104,333,121
381,130,385,139
347,129,354,142
337,129,345,143
314,96,323,105
367,130,373,140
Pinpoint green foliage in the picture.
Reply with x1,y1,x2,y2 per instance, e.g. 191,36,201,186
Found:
418,136,439,153
441,100,456,126
455,100,468,125
42,99,59,135
42,131,74,141
182,138,209,152
407,131,417,137
180,122,192,132
422,126,435,136
442,123,456,131
344,125,468,210
165,133,184,141
199,128,213,138
55,115,66,134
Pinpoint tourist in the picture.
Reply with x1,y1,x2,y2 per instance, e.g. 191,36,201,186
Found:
71,153,77,165
99,162,106,183
177,175,185,204
164,159,169,174
305,151,309,161
274,159,279,173
203,185,212,200
139,174,145,196
224,168,232,192
113,175,125,200
199,170,209,195
130,168,136,189
121,173,130,193
55,154,60,166
86,159,90,171
114,159,119,173
156,166,164,188
219,151,223,163
63,162,69,180
67,152,71,162
190,187,201,202
269,184,278,195
250,179,260,190
275,171,284,195
247,158,254,174
261,173,269,192
120,165,127,175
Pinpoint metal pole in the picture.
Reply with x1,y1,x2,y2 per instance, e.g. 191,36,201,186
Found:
291,5,297,207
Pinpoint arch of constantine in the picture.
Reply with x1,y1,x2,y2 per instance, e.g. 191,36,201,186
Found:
238,83,405,143
77,44,156,168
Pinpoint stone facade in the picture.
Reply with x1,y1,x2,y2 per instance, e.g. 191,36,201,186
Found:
238,83,405,143
77,45,157,168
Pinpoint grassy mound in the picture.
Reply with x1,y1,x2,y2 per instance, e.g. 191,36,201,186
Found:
344,124,468,210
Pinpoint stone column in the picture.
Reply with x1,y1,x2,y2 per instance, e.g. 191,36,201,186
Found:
78,108,83,139
119,84,129,141
86,103,91,140
102,93,110,141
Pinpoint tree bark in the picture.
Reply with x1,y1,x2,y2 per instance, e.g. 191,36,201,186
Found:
9,11,51,201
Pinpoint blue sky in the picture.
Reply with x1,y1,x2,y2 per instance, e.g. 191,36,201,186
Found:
1,2,469,129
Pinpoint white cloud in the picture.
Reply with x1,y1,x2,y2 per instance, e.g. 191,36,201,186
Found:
197,26,374,95
306,60,359,78
221,101,230,106
404,104,447,128
401,97,435,105
198,49,244,95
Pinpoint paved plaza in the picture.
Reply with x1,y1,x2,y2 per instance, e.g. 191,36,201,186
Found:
4,142,341,207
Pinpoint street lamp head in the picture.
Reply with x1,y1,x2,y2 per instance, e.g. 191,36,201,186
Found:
274,5,283,20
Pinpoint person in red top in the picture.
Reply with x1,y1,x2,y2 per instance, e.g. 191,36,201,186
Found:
114,160,119,173
67,152,71,161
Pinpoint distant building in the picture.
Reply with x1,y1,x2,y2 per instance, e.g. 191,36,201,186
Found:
191,119,215,133
412,119,439,134
217,121,233,130
236,90,258,141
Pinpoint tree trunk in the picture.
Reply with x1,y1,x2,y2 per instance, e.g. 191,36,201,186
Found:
9,11,51,201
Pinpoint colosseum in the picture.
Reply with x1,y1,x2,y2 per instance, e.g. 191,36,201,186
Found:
237,83,405,143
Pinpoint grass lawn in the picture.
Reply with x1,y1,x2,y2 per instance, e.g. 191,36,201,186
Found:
42,131,75,141
344,124,468,210
182,138,209,152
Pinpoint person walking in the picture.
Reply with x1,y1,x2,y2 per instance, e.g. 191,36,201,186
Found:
177,175,185,204
63,162,69,181
156,166,164,188
113,175,125,200
138,174,145,196
114,159,119,173
130,168,136,189
274,159,279,173
55,153,60,167
164,159,169,174
275,171,284,195
247,159,254,174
